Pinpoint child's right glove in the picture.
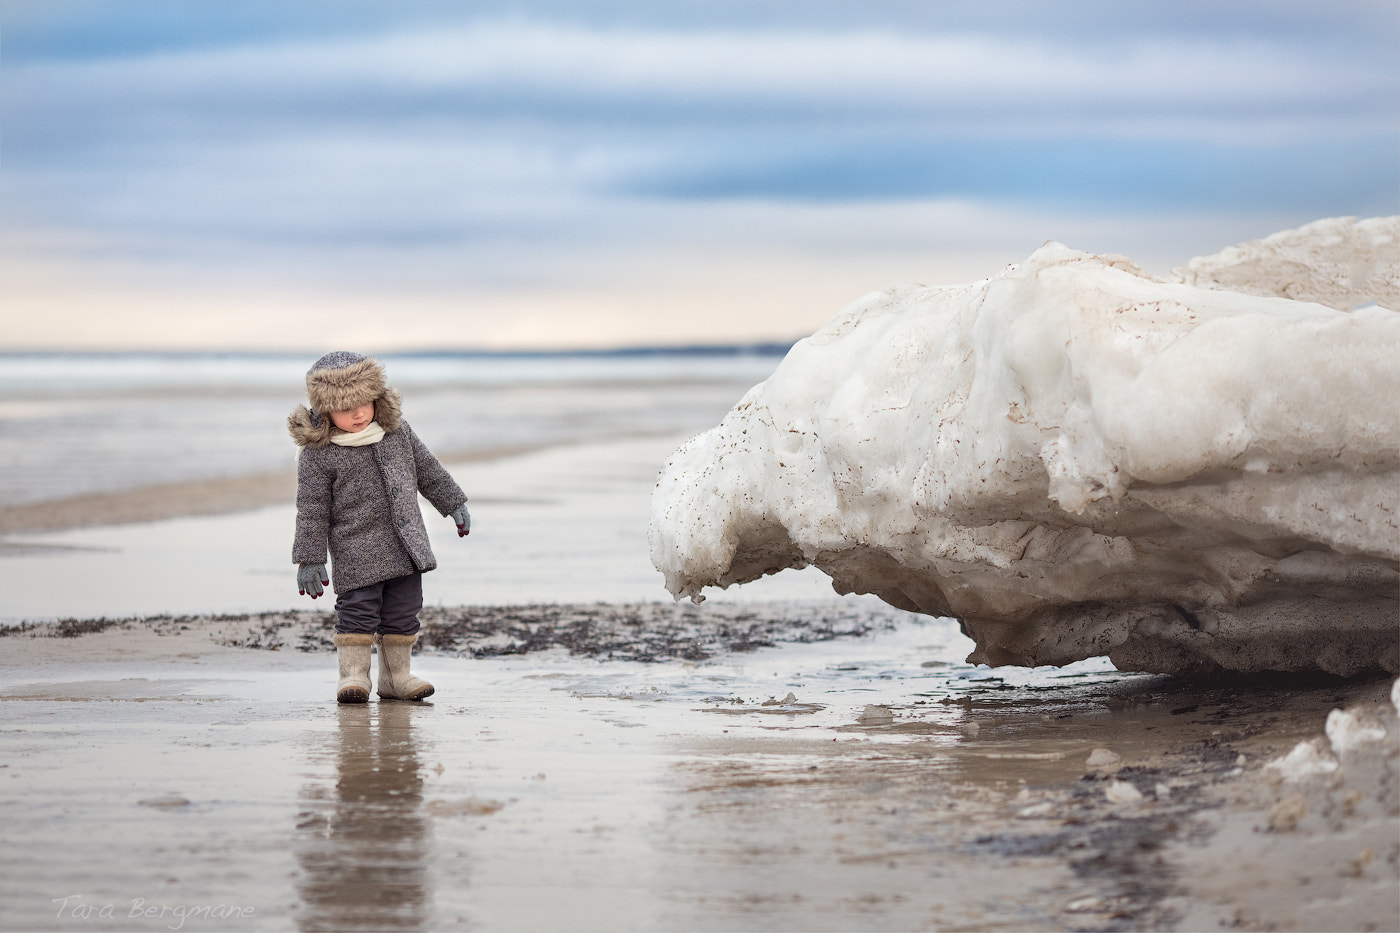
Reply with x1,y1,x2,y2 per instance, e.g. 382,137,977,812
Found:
298,563,329,599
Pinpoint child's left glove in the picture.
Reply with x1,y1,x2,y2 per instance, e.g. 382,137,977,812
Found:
450,504,471,537
298,562,329,599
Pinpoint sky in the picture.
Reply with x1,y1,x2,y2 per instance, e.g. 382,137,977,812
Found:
1,0,1396,351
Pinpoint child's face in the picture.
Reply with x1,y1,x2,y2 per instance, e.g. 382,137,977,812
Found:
329,402,375,433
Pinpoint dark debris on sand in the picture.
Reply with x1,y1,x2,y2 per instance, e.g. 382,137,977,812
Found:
9,602,914,662
415,602,903,662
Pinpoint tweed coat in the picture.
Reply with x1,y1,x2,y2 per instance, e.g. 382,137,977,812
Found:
290,404,467,594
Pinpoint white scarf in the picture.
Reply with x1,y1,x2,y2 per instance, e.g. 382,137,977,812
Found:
330,421,386,447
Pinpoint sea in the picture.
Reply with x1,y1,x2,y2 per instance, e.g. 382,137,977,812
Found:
0,347,790,509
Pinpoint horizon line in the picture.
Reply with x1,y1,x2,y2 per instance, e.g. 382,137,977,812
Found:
0,339,800,360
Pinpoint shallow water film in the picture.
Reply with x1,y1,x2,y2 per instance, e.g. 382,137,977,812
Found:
3,610,1396,932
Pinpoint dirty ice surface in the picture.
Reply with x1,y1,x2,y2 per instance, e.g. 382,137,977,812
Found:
1174,215,1400,311
651,217,1400,676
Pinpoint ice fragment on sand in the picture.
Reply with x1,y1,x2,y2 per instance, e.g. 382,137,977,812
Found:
1325,709,1388,756
650,217,1400,676
1266,739,1339,782
762,692,801,706
1105,780,1143,804
1086,748,1121,769
1391,677,1400,718
857,704,895,723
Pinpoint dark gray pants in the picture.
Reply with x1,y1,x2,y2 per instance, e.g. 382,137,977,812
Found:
334,573,423,636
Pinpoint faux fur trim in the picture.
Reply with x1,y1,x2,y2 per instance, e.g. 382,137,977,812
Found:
334,633,375,647
288,388,402,448
307,356,387,415
376,633,419,647
375,387,403,434
288,404,332,448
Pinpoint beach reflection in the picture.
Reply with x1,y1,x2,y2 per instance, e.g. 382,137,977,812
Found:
296,703,432,932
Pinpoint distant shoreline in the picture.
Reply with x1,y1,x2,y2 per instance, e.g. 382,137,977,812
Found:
0,340,798,360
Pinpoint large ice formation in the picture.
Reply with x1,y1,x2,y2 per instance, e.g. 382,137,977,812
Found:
1173,216,1399,311
650,217,1400,675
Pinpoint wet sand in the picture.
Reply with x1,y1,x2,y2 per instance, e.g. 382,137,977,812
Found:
3,426,1398,931
2,608,1396,932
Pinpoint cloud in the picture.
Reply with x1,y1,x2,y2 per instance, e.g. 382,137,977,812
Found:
1,3,1395,348
6,17,1394,240
9,18,1393,138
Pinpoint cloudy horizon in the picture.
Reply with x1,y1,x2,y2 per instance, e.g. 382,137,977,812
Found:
2,0,1395,351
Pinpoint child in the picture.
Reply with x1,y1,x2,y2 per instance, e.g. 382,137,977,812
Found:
288,351,470,704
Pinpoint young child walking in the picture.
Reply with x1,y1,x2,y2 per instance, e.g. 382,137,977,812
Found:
288,351,470,704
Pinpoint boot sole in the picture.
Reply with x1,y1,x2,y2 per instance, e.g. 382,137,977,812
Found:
337,687,370,703
378,686,435,701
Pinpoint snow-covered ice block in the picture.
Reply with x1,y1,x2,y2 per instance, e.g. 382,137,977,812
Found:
650,220,1400,675
1173,215,1399,312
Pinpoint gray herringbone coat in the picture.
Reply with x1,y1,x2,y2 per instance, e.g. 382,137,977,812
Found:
291,418,467,593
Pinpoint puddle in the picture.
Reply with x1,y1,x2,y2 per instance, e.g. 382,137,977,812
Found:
1,615,1394,931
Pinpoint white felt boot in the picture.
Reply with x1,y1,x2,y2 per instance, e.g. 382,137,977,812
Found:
376,633,435,701
333,633,374,703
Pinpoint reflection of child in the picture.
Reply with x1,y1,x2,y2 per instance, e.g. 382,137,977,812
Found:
288,351,469,704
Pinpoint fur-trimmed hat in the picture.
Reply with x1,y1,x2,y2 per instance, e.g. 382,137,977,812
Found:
287,351,402,448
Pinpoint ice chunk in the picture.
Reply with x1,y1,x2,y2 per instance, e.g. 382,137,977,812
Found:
1173,216,1399,312
1105,780,1143,804
1086,748,1122,769
1265,740,1339,782
1325,709,1388,756
651,220,1400,675
857,704,895,724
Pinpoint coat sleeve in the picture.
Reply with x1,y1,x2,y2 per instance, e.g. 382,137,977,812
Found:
404,423,468,516
293,449,333,564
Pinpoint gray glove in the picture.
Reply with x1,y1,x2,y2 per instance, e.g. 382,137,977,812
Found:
450,504,470,537
298,563,329,599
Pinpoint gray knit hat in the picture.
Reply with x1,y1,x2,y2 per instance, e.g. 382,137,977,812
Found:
288,351,403,448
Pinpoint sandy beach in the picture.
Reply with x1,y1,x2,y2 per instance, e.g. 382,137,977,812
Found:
1,360,1397,931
